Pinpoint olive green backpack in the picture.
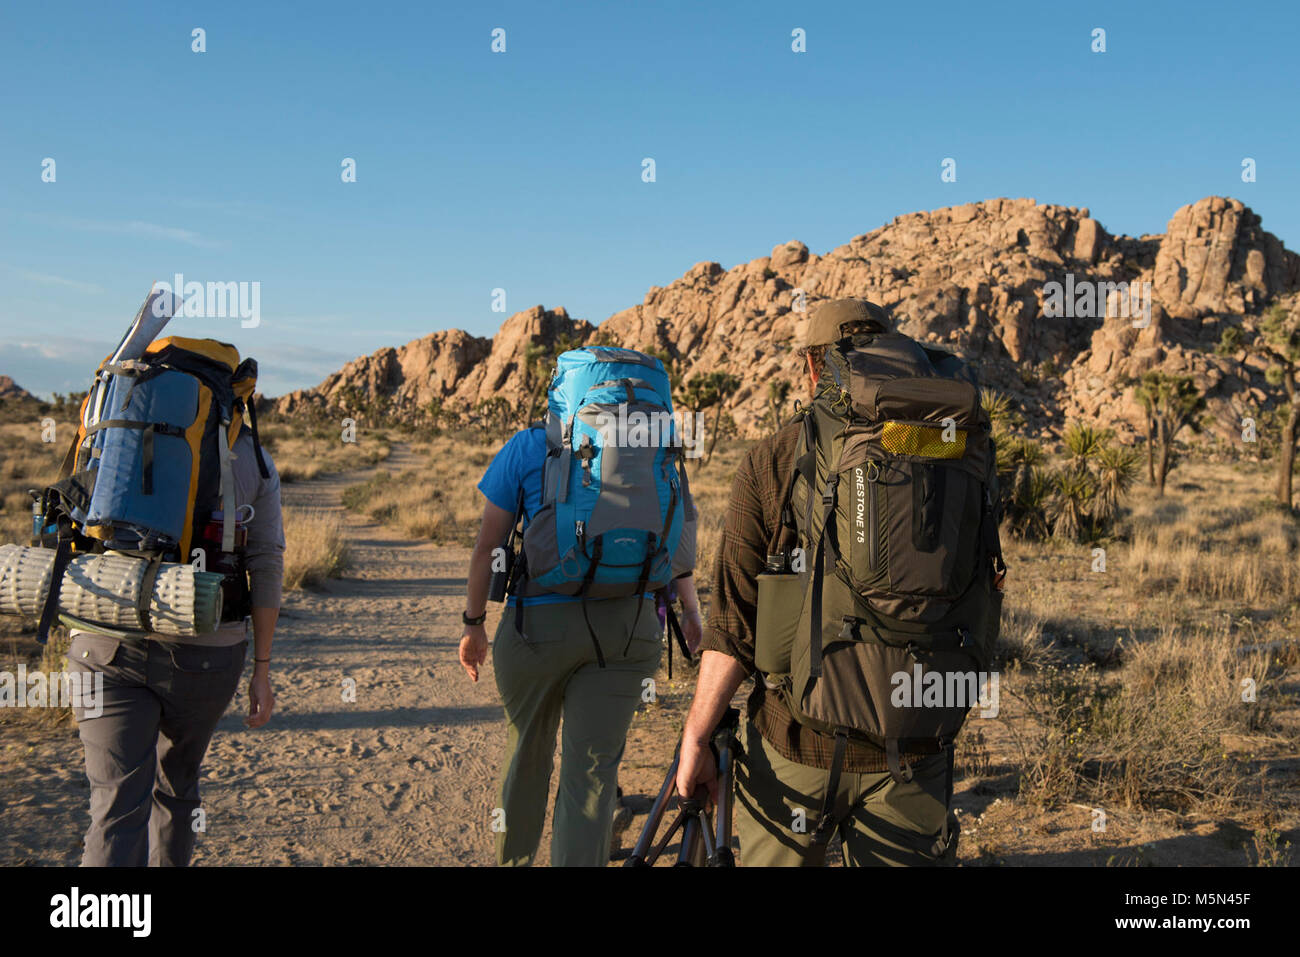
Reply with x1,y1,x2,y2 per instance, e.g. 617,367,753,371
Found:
755,330,1006,845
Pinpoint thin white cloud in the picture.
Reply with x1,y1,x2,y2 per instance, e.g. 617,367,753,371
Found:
170,197,274,222
1,265,103,294
33,214,224,249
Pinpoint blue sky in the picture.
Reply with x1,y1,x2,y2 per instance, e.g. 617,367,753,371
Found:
2,0,1296,398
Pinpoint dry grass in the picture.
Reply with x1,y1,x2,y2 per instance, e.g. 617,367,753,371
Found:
994,457,1299,829
683,442,750,584
0,420,79,639
1006,617,1283,814
0,420,78,546
282,507,350,589
340,434,489,544
256,421,391,482
338,431,754,561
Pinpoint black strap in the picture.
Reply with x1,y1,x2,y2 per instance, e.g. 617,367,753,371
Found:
798,412,818,537
141,423,155,495
510,533,531,646
982,488,1007,578
886,738,914,785
812,730,849,845
245,397,270,479
808,473,839,679
580,537,606,668
83,418,184,438
621,533,658,658
664,602,691,679
939,741,956,849
136,556,163,633
36,537,74,645
513,590,527,646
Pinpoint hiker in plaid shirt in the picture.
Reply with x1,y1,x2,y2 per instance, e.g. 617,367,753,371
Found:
675,299,959,866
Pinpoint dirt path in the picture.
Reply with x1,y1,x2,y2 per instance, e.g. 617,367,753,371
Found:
7,444,1287,866
189,444,511,864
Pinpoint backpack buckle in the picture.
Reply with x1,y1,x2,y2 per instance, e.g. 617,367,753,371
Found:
821,473,839,506
838,617,858,640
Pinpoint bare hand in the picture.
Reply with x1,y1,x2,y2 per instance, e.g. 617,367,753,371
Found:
680,609,704,655
676,737,718,804
459,624,489,682
246,670,275,728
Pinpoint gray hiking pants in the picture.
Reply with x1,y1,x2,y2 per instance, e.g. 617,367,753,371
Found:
67,632,247,867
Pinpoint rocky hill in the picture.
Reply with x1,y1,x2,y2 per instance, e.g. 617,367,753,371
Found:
0,376,36,403
272,196,1300,443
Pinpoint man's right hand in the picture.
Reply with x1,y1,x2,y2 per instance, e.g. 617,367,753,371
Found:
676,736,718,804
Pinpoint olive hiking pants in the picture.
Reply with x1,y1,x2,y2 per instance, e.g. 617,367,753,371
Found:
492,597,660,866
734,717,958,866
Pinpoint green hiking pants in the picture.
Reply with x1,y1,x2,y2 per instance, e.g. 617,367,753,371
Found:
734,717,957,866
492,596,661,866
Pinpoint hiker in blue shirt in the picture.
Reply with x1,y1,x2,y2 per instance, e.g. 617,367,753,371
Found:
459,422,700,866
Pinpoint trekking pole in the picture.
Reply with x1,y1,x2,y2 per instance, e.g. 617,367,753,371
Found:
673,788,714,866
628,768,711,866
708,707,741,867
624,750,681,866
623,708,740,867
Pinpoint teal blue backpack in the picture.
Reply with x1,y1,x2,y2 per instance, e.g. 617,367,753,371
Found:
517,346,696,665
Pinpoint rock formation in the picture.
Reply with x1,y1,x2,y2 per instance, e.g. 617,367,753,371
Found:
271,196,1299,445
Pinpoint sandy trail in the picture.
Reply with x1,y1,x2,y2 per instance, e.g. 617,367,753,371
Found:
0,446,578,866
4,442,1291,866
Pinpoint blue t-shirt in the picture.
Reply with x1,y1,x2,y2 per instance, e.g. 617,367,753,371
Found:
477,427,576,606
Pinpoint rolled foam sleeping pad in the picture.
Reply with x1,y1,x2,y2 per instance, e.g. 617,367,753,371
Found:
0,543,223,636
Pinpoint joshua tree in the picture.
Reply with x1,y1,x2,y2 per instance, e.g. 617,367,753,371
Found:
1129,372,1206,497
996,436,1049,539
1093,444,1141,530
1051,467,1096,542
679,371,741,468
765,380,793,435
474,396,514,439
645,349,686,396
1062,423,1110,471
1217,298,1300,508
981,387,1022,436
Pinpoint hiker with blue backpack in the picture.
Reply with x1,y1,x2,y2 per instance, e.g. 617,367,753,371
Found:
458,345,699,866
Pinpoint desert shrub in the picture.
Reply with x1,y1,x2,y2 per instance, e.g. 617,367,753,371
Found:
282,508,350,589
1007,619,1282,814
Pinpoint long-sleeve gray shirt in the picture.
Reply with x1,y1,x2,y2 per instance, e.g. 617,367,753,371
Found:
231,429,285,613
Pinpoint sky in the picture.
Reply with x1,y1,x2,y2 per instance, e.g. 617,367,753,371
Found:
1,0,1297,399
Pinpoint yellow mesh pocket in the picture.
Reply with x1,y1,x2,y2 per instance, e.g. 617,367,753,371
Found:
881,421,966,458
